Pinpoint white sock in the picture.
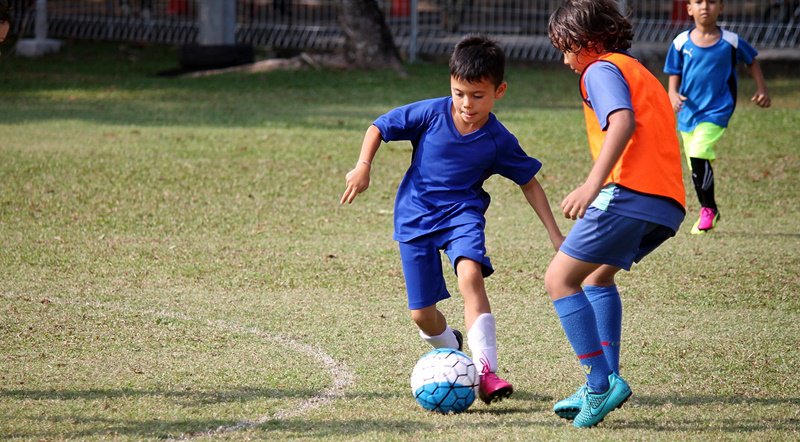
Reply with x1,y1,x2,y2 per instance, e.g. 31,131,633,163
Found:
419,325,460,349
468,313,498,374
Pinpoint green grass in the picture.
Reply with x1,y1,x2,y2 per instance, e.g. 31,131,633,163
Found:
1,42,798,440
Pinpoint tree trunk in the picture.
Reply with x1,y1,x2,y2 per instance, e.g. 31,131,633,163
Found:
180,0,407,77
338,0,404,71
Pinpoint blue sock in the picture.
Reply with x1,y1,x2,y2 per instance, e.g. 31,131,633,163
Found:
584,285,622,374
553,292,611,393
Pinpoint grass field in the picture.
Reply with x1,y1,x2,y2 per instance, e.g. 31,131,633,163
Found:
1,42,798,441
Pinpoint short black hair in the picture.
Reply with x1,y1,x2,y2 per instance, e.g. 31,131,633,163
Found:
449,34,506,87
0,0,10,23
548,0,633,53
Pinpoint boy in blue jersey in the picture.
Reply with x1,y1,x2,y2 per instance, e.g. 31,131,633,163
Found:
664,0,770,234
546,0,686,428
340,34,564,405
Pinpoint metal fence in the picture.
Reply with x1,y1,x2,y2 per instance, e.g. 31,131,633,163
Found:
9,1,800,62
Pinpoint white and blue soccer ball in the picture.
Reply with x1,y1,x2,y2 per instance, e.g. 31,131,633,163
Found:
410,348,479,414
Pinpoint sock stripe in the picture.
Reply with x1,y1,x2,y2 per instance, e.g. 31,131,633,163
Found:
577,349,604,360
600,341,610,346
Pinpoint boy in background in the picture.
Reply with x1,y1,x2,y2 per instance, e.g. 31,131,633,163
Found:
665,0,770,234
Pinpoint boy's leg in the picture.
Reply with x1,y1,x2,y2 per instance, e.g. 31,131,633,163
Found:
689,157,717,212
550,265,621,420
548,210,670,425
545,252,613,393
456,258,513,404
681,123,725,233
441,224,495,368
689,157,721,233
442,224,511,404
454,258,493,371
399,240,461,350
546,253,631,427
412,305,462,350
583,265,623,374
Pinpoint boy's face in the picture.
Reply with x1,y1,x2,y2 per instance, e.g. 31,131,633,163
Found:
687,0,723,27
562,47,600,75
450,76,506,129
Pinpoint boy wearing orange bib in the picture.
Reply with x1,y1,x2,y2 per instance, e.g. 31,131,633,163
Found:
545,0,686,428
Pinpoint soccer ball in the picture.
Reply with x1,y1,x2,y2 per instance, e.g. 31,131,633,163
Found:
410,348,479,414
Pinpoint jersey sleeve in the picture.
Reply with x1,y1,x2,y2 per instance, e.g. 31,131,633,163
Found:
491,131,542,186
583,62,633,131
373,99,437,142
663,32,688,75
736,38,758,65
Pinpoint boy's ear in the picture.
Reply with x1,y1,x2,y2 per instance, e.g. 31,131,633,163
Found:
586,42,604,55
495,81,508,98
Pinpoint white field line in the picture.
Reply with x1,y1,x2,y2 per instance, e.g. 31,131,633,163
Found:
3,294,356,439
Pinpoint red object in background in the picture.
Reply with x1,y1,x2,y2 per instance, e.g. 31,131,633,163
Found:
168,0,189,15
391,0,410,17
671,0,689,23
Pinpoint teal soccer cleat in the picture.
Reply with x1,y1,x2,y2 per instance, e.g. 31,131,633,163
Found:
553,384,587,420
573,373,632,428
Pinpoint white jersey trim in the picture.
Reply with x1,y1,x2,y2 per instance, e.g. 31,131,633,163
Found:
672,29,739,51
721,29,739,48
672,30,690,51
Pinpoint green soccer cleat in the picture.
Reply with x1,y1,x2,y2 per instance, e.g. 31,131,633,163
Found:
573,373,632,428
553,384,588,420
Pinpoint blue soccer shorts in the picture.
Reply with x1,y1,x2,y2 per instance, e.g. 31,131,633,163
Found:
398,223,494,310
560,207,676,271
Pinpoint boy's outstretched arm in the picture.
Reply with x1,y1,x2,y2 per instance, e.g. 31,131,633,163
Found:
561,109,635,220
667,75,686,112
520,176,564,251
747,59,771,108
340,125,382,205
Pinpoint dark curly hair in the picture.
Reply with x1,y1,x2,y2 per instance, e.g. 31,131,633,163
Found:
449,34,506,87
548,0,633,54
0,0,10,24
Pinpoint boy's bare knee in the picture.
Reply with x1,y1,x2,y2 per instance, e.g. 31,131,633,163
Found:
455,257,482,279
543,266,561,296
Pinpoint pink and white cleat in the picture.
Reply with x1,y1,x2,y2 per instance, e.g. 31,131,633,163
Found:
691,207,720,234
478,364,514,404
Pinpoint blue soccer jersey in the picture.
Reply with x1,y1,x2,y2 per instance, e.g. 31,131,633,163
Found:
373,97,542,242
664,28,758,132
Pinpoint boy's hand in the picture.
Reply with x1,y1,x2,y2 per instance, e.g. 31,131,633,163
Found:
669,91,686,112
560,184,597,220
751,91,771,108
340,162,371,204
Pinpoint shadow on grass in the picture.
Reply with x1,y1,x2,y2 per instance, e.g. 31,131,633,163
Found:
0,42,582,130
5,387,799,437
718,230,800,238
2,389,548,439
613,417,800,433
0,386,326,405
634,393,800,408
